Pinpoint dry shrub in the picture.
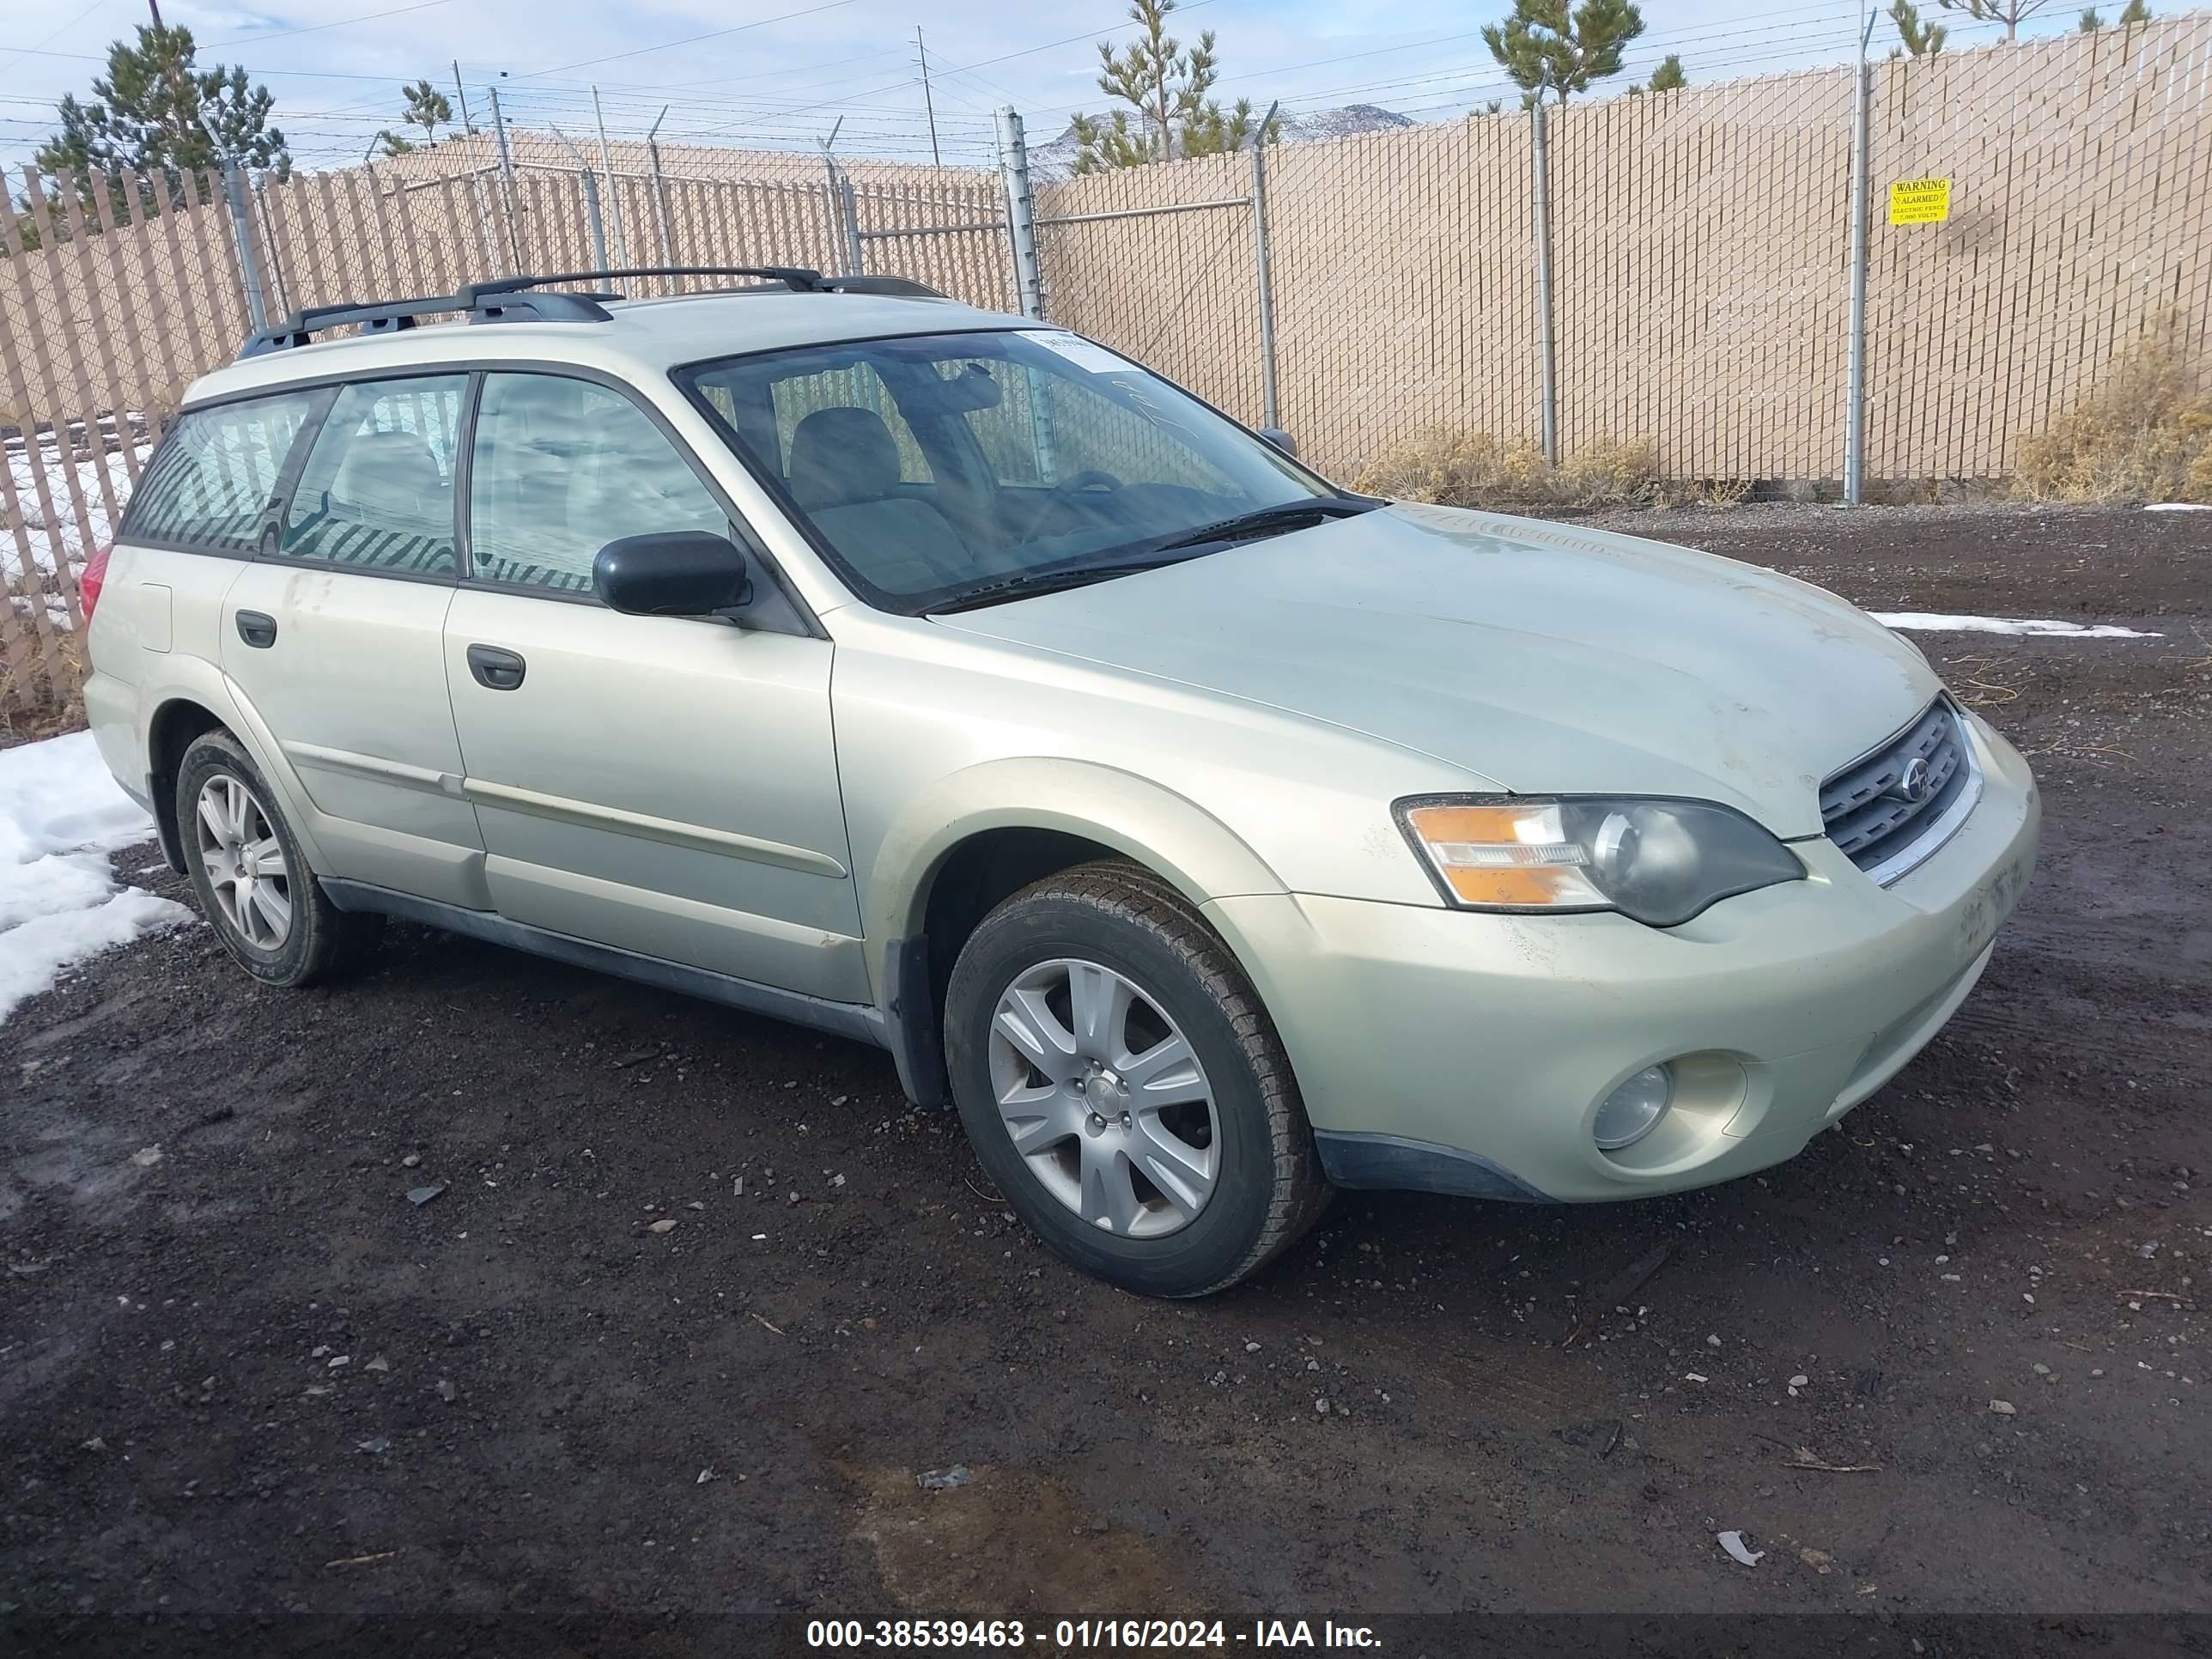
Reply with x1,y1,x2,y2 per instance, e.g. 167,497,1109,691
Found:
2014,327,2212,503
1349,429,1738,511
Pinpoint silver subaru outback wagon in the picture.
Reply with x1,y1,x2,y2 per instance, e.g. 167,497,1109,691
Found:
83,265,2039,1297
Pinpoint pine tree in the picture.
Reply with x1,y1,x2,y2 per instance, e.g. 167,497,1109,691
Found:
2079,7,2104,27
1070,0,1277,172
1935,0,2055,44
2117,0,2151,21
1482,0,1646,106
400,80,453,148
1646,54,1686,91
378,130,416,157
35,23,289,195
1890,0,1949,56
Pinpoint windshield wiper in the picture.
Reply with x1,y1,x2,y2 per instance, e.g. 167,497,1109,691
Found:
1149,495,1377,555
927,555,1194,615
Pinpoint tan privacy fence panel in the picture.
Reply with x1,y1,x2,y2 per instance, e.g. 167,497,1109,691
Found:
0,148,1006,714
1036,16,2212,483
9,20,2212,714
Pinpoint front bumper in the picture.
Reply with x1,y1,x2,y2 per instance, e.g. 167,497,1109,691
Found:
1206,714,2040,1204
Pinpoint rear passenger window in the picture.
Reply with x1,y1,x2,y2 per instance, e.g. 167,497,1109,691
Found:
122,391,321,552
467,374,726,596
280,375,466,574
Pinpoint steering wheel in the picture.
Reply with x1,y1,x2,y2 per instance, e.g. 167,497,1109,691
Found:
1020,468,1125,539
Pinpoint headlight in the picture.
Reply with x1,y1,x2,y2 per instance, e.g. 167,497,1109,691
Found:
1395,795,1805,927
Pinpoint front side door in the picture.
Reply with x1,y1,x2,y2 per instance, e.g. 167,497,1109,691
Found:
220,373,486,904
442,369,866,1004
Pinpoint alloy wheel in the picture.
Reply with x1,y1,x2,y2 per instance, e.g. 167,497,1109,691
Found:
988,957,1220,1238
193,774,293,950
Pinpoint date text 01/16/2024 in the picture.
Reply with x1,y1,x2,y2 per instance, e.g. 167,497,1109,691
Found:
804,1620,1382,1649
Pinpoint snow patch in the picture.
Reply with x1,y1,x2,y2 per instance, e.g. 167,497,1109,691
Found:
0,731,192,1024
3,424,152,632
1872,612,2161,639
2143,502,2212,512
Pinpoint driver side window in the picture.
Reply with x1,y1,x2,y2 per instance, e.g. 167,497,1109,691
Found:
468,374,727,596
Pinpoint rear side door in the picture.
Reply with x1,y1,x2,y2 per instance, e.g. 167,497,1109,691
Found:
220,373,486,905
441,368,866,1003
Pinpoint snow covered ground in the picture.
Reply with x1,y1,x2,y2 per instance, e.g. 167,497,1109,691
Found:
1871,612,2162,639
3,424,150,631
0,731,193,1025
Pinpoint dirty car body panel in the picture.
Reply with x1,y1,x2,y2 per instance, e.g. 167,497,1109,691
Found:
82,282,2038,1290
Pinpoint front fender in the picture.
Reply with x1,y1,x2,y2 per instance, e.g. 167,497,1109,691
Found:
862,756,1289,994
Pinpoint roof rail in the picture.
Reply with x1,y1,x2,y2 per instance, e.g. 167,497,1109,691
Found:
236,264,947,360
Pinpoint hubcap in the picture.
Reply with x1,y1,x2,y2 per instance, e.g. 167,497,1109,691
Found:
988,958,1219,1239
193,774,293,951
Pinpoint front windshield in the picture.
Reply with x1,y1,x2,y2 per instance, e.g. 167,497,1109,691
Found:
677,328,1333,611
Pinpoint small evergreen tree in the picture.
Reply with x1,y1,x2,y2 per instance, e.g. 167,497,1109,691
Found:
23,22,286,245
2117,0,2151,21
378,130,416,157
2079,7,2104,27
1934,0,2054,44
1890,0,1949,56
1070,0,1277,172
399,80,453,148
1646,53,1686,91
1482,0,1647,106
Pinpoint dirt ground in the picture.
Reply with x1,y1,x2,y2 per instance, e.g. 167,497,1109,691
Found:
3,503,2209,1650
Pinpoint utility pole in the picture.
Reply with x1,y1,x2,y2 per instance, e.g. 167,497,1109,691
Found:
451,61,477,139
915,26,942,168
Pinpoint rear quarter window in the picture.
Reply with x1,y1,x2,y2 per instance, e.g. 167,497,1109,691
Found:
123,390,324,553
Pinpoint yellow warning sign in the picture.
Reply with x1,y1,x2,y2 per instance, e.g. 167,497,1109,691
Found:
1888,177,1951,226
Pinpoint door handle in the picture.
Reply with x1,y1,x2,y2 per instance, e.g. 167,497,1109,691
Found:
466,643,526,690
235,610,277,648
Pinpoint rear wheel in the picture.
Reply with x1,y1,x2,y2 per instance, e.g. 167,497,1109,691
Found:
176,730,380,987
944,861,1329,1297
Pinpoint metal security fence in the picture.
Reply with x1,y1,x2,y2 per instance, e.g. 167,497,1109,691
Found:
9,17,2212,716
1011,16,2212,486
0,146,1009,715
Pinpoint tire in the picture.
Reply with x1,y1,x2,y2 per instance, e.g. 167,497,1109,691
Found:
944,860,1330,1297
175,729,381,988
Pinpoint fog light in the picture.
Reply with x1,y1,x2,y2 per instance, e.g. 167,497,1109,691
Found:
1594,1064,1674,1151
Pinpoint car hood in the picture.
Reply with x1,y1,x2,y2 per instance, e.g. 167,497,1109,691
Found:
933,503,1941,839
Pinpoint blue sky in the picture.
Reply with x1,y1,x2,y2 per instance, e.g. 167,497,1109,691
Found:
0,0,2094,172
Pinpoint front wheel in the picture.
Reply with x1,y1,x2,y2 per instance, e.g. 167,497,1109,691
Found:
944,861,1329,1297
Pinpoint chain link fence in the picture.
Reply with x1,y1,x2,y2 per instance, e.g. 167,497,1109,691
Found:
1014,16,2212,487
6,17,2210,719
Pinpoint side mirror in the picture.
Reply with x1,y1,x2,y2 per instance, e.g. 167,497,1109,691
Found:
593,532,751,617
1258,426,1298,458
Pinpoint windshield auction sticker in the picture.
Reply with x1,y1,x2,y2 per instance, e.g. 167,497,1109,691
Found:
1028,331,1138,375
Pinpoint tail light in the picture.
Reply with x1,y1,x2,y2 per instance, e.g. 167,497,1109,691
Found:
80,544,112,620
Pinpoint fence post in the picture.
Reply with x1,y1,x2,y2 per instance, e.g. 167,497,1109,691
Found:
552,127,608,269
221,159,270,331
997,106,1045,320
489,85,521,268
1249,101,1281,430
827,161,865,274
1844,20,1875,505
647,106,676,264
1529,99,1559,468
592,86,630,268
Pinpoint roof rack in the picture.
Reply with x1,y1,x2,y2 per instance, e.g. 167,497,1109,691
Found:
238,265,948,360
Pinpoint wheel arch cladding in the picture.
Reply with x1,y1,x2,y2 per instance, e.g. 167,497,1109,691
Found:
148,697,228,873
